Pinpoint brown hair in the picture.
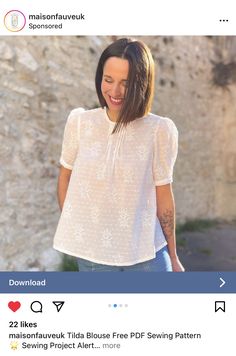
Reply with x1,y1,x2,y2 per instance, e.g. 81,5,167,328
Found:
95,38,155,133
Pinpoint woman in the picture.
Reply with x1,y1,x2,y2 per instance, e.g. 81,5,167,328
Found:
53,38,184,272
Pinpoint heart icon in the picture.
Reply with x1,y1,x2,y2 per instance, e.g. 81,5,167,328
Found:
8,301,21,312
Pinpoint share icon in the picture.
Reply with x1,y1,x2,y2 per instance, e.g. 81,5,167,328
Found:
52,301,65,312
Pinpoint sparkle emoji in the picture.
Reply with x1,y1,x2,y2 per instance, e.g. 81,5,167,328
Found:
10,341,19,350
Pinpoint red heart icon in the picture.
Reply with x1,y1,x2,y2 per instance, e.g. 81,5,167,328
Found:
8,301,21,312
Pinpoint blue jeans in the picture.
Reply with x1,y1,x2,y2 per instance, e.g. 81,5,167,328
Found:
77,246,173,272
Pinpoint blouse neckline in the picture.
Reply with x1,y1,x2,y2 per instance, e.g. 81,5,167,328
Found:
103,107,116,126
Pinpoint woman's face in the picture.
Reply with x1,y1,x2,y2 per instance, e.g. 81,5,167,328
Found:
101,57,129,118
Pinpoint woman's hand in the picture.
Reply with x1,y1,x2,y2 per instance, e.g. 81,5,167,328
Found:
156,185,185,272
170,255,185,272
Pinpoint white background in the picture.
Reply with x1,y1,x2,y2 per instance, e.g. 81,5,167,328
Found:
0,0,235,35
0,1,235,354
1,294,234,355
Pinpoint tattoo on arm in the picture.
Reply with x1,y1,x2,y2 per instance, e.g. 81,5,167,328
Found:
158,209,174,241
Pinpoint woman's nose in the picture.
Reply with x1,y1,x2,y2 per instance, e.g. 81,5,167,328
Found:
111,83,122,97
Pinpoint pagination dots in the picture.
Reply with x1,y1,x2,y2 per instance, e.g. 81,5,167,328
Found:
108,304,128,308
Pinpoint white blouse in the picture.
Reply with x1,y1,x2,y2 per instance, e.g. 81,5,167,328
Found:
53,107,178,266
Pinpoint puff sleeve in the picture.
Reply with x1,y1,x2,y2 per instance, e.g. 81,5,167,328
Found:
59,108,84,170
153,118,178,186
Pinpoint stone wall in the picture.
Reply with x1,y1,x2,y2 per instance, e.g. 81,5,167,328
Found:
0,36,236,270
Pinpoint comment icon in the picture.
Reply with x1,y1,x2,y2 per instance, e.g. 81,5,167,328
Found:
30,301,43,313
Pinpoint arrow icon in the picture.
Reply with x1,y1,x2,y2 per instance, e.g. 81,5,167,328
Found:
52,301,65,312
219,278,225,288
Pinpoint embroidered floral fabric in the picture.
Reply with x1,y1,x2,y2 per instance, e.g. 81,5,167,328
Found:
53,107,178,266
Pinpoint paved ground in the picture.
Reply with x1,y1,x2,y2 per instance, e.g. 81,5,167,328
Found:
177,222,236,271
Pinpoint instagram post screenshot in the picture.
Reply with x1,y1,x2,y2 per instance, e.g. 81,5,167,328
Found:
0,0,236,354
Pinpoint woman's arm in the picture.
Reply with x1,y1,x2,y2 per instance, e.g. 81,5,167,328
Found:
156,183,184,272
57,166,72,211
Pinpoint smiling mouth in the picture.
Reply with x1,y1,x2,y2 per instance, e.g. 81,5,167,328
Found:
109,96,124,105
